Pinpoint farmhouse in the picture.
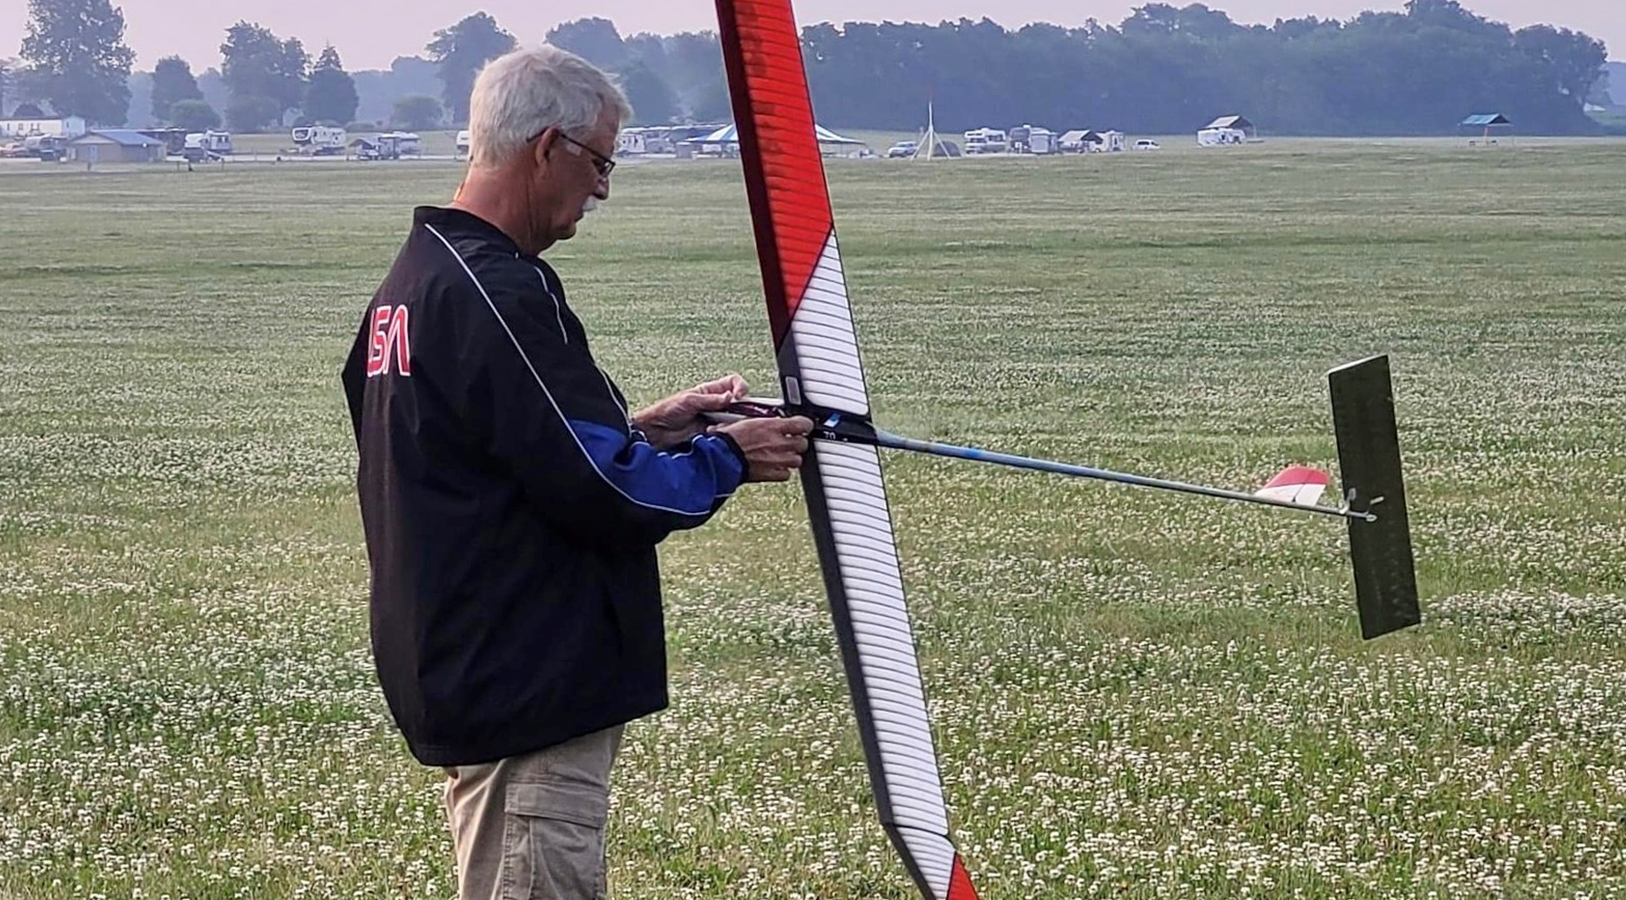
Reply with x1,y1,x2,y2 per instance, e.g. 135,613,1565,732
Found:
66,130,166,164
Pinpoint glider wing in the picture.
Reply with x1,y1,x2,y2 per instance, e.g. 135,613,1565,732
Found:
714,1,979,897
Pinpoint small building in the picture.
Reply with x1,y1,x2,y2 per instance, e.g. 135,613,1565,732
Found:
1199,115,1256,146
66,129,167,164
1461,113,1513,145
1059,130,1126,153
0,115,87,140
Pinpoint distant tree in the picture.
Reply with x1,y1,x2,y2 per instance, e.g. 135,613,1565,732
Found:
392,93,443,130
661,31,726,119
618,63,679,125
427,13,515,125
623,33,668,76
546,18,628,69
225,93,281,131
196,67,228,112
1121,3,1182,37
305,45,359,125
350,55,438,124
221,22,308,124
14,101,46,118
1514,25,1608,109
19,0,135,124
688,77,733,122
151,56,202,123
0,58,15,115
169,98,220,131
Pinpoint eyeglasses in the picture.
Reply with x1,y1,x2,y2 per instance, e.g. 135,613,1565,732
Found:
538,130,615,179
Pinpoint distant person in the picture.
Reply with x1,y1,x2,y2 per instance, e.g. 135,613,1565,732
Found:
341,45,811,900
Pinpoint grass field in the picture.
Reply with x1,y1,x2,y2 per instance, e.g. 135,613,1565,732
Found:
2,139,1625,899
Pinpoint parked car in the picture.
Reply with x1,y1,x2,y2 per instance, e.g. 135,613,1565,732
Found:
1134,139,1162,151
0,141,28,158
886,141,918,158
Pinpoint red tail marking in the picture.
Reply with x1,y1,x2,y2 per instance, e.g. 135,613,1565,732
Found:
716,0,836,349
1264,464,1329,488
948,854,980,900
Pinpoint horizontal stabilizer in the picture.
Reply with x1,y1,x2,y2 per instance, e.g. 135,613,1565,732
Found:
1255,465,1329,506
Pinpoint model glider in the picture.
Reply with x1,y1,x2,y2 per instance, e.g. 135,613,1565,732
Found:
713,0,1418,896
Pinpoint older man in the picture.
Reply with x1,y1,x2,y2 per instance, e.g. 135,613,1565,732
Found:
341,46,811,899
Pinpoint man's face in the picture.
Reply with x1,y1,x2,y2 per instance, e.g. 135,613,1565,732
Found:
535,107,617,247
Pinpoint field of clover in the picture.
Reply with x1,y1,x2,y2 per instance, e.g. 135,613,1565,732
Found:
1,137,1623,898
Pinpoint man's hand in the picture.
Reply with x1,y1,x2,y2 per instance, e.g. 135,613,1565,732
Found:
633,374,750,448
714,415,813,483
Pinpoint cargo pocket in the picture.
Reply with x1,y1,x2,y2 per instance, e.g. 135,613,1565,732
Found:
501,777,611,900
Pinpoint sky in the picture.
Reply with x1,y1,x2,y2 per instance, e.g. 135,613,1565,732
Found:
1,0,1621,72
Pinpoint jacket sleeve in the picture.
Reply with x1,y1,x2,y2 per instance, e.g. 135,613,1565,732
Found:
449,256,748,548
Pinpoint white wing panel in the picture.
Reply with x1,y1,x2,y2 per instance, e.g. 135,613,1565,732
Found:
788,234,870,415
812,438,956,896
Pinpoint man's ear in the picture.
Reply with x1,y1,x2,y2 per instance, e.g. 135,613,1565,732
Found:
532,126,559,170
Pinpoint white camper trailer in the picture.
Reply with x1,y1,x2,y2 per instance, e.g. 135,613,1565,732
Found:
380,132,421,157
183,130,233,160
455,130,471,158
1197,127,1247,146
291,125,347,155
963,128,1008,154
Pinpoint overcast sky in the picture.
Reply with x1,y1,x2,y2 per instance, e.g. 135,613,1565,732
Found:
1,0,1620,71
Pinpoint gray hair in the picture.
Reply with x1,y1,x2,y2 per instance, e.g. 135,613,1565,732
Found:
467,45,632,169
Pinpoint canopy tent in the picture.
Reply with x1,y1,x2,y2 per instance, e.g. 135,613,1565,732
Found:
1460,113,1513,145
681,122,868,157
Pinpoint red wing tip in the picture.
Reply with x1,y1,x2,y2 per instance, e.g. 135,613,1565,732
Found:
948,854,980,900
1264,464,1330,488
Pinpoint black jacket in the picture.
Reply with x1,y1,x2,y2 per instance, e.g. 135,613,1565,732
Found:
342,207,747,766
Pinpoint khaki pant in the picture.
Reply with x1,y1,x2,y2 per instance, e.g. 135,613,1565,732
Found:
443,725,625,900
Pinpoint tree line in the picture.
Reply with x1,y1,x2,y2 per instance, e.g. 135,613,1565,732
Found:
2,1,522,131
545,0,1611,135
3,0,1615,135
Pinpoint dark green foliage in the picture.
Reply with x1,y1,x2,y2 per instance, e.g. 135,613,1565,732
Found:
304,46,358,126
783,2,1608,134
151,56,201,124
19,0,135,125
225,93,280,131
220,22,308,124
619,63,680,126
545,17,629,70
427,13,516,125
391,93,443,131
168,98,219,131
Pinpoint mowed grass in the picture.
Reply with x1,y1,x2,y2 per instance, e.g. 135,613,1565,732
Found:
1,138,1624,899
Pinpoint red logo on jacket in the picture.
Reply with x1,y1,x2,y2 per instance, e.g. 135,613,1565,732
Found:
366,305,412,377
